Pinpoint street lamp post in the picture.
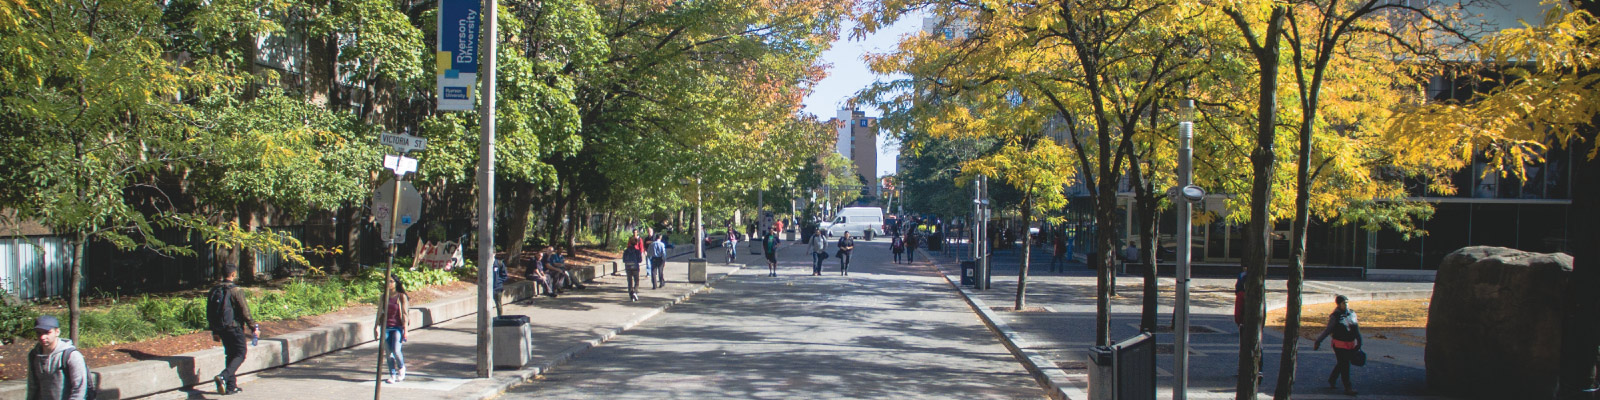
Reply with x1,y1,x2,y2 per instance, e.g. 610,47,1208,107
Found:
1173,99,1203,400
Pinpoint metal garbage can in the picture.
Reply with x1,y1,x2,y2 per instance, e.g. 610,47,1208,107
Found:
688,258,707,283
492,315,532,368
1085,332,1156,400
960,261,977,286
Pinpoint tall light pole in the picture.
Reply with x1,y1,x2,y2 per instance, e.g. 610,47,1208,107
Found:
473,0,498,379
1173,99,1204,400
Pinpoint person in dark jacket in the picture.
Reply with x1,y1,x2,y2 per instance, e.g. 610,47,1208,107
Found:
1314,294,1363,396
208,264,257,395
492,254,509,316
27,315,87,400
836,232,855,275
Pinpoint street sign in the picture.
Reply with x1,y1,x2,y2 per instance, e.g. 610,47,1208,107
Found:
435,0,481,111
383,154,419,176
372,179,423,244
380,133,428,153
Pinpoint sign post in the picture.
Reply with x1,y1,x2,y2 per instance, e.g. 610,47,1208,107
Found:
372,133,425,399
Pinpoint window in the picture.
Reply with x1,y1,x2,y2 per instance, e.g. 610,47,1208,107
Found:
859,119,869,127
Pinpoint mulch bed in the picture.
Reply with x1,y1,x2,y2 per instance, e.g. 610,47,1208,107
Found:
0,247,620,381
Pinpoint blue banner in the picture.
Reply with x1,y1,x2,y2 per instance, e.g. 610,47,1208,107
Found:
436,0,480,111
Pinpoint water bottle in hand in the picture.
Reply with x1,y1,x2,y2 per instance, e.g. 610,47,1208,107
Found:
251,324,260,346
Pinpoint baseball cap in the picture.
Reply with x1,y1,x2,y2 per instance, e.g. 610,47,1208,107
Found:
34,315,59,330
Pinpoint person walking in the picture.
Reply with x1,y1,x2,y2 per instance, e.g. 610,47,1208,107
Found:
905,232,919,263
725,227,739,263
891,234,905,263
763,226,780,277
1051,234,1067,272
649,234,669,289
26,315,88,400
836,231,855,276
377,277,410,383
810,228,828,276
1314,295,1364,396
623,231,644,302
492,254,508,316
206,264,257,395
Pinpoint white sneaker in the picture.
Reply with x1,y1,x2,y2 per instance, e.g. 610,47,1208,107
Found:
398,367,406,382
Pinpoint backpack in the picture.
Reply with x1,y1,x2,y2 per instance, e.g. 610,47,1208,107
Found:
61,348,99,400
207,283,236,330
622,248,643,264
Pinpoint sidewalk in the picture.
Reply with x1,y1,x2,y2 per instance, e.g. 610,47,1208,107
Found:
922,241,1443,400
151,251,752,400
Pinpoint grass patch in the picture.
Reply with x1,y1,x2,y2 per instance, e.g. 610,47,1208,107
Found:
1268,298,1431,340
2,262,471,348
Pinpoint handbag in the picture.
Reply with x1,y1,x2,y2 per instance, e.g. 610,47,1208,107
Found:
1351,349,1367,367
835,250,845,259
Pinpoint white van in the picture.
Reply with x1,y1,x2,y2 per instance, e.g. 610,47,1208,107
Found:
824,207,886,240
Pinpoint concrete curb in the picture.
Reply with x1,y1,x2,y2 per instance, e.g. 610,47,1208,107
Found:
916,248,1077,400
465,264,745,400
0,262,612,400
921,248,1434,400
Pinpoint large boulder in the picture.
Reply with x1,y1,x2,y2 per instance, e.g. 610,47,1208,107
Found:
1427,246,1573,398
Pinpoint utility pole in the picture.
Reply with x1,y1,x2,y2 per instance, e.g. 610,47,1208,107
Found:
1174,99,1200,400
474,0,497,379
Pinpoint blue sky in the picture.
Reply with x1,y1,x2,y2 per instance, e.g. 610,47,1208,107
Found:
801,14,925,180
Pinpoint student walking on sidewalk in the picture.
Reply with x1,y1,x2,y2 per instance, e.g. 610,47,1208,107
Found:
836,232,855,276
763,227,780,277
1315,294,1364,396
649,234,669,289
623,231,644,301
378,277,410,383
904,232,919,263
810,229,827,276
206,264,257,396
891,235,904,263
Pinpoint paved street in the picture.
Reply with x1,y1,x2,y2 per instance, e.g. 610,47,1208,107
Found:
935,241,1443,399
499,238,1044,399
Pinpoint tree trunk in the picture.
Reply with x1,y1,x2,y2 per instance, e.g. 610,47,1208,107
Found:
1015,196,1033,311
1238,8,1287,398
337,205,362,275
1275,126,1314,399
502,181,535,259
305,33,339,108
68,232,86,344
564,193,580,256
1094,179,1119,346
547,181,567,248
1132,174,1161,332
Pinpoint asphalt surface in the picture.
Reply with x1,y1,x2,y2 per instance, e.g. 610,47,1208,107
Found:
498,238,1044,399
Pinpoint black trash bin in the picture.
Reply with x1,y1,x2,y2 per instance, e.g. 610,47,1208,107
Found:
960,261,977,286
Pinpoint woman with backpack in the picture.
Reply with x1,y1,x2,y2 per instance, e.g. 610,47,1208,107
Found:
380,276,410,383
623,230,644,301
891,235,905,263
1314,294,1363,396
810,228,827,276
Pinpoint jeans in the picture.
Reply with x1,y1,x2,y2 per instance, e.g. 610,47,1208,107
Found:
493,289,504,316
625,264,641,297
812,252,824,275
650,257,666,288
839,251,851,272
216,327,249,387
893,250,902,263
385,327,405,376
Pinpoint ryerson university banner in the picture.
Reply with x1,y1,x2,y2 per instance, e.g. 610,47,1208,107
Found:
436,0,480,111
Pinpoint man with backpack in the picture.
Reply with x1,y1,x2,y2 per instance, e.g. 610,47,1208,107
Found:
27,315,89,400
207,264,257,396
